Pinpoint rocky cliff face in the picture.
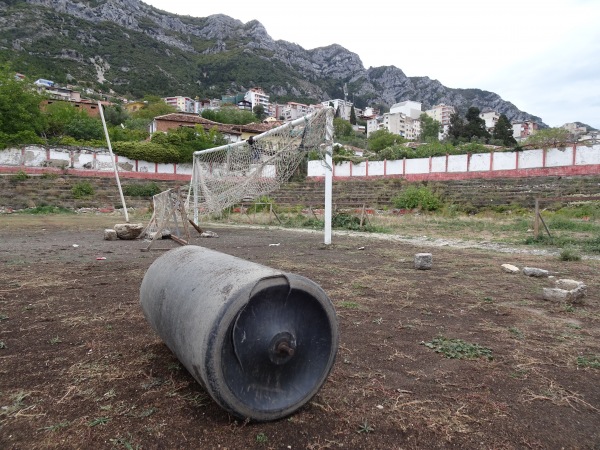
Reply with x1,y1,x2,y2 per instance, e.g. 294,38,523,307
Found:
3,0,542,123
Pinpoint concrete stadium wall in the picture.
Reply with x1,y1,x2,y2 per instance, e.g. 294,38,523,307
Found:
0,145,192,181
1,144,599,186
308,144,600,181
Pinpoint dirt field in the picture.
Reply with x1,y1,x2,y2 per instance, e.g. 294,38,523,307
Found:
1,214,599,449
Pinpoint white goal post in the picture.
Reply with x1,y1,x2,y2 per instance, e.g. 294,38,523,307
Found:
189,107,334,244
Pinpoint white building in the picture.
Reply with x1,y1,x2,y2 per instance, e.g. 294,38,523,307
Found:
321,99,353,121
425,104,455,127
512,121,539,140
425,103,455,138
281,102,311,121
390,100,422,119
480,111,500,132
245,87,270,112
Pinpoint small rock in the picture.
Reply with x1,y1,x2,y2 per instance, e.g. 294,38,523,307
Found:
114,223,144,240
414,253,432,270
543,286,586,303
523,267,549,277
555,279,584,290
501,264,520,274
104,229,118,241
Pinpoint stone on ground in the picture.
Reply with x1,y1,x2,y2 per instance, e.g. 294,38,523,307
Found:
414,253,432,270
104,229,118,241
542,279,586,304
523,267,550,277
501,264,520,274
114,223,144,240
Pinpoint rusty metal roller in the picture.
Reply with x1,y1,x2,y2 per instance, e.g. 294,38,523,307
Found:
139,245,338,421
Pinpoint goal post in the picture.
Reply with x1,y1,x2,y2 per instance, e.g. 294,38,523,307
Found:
189,107,334,244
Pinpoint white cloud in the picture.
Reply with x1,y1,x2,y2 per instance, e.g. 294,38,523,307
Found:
143,0,600,128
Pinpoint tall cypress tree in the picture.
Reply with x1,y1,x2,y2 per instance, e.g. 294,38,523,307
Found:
492,114,517,146
464,107,490,142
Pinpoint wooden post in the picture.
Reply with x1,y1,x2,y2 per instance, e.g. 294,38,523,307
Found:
359,203,366,228
534,198,540,238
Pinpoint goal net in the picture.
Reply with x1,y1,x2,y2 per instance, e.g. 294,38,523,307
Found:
188,107,334,222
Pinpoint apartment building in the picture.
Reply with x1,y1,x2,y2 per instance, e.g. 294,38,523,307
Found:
390,101,422,119
163,96,196,114
512,121,539,140
245,87,270,112
281,102,311,121
480,111,500,132
425,104,455,127
321,99,353,121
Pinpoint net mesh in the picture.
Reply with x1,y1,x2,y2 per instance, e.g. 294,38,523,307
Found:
189,107,332,218
142,187,190,244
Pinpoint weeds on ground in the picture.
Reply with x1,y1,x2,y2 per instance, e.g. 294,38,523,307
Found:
256,432,268,444
559,247,581,261
357,420,375,434
422,336,493,360
576,355,600,369
18,206,74,215
87,416,110,427
39,421,70,432
12,170,29,181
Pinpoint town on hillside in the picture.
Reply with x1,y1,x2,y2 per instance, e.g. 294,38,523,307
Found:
26,75,597,145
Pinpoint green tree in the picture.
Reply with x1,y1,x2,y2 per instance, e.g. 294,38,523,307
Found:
367,129,407,152
131,97,176,121
102,104,129,126
419,113,441,142
252,104,266,121
201,106,256,125
447,112,465,143
44,102,82,137
0,65,46,136
350,105,357,125
523,127,571,149
333,118,352,138
492,114,517,147
463,107,490,142
64,116,104,141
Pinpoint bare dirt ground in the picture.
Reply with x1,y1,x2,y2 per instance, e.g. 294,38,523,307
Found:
1,214,599,449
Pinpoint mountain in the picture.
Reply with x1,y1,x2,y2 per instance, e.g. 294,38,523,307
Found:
0,0,544,123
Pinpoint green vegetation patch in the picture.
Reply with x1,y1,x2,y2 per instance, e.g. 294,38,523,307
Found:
122,182,162,197
19,206,74,215
422,336,493,360
576,355,600,369
71,181,95,198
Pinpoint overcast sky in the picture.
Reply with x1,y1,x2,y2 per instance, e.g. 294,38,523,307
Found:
144,0,599,129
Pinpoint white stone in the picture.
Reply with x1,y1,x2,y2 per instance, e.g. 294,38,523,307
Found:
114,223,144,240
414,253,432,270
103,229,118,241
501,264,520,274
523,267,550,277
555,279,584,290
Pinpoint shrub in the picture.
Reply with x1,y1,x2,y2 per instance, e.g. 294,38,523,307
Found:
559,248,581,261
123,182,162,197
392,185,442,211
12,170,29,181
72,181,95,198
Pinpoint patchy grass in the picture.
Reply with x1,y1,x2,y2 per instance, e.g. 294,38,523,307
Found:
422,336,493,361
